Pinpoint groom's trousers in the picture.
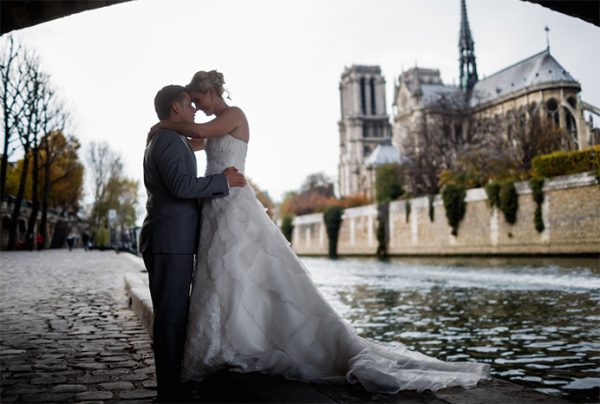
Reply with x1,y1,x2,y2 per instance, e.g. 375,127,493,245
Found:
142,253,194,402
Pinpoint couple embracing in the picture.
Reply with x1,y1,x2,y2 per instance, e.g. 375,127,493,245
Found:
140,70,489,403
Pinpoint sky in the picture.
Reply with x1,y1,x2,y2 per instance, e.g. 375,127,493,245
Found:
4,0,600,215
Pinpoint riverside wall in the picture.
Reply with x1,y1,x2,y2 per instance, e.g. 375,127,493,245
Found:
291,172,600,256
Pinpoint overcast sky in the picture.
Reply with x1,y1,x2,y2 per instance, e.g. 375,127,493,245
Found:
6,0,600,213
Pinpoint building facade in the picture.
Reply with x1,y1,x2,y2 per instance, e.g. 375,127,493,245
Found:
337,65,394,198
339,0,599,199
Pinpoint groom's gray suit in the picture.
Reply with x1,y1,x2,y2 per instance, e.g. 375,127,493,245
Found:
140,128,228,401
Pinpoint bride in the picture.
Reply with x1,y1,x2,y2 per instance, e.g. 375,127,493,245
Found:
153,70,490,394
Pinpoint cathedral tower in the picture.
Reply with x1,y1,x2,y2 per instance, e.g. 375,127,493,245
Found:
338,65,392,197
459,0,478,92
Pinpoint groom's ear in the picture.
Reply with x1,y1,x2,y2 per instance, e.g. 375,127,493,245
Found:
172,101,182,115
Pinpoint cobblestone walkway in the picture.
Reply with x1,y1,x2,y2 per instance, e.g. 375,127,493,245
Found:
0,250,157,403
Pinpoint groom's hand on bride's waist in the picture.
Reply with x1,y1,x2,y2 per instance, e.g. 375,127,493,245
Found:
223,166,246,188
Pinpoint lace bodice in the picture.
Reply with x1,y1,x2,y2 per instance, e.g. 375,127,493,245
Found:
205,134,247,175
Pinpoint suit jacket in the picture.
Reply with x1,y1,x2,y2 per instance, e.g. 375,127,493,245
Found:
139,129,228,254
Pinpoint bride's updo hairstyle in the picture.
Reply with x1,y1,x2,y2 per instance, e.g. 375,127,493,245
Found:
187,70,230,99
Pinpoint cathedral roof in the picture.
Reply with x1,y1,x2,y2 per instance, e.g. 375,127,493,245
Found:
365,142,403,167
420,84,461,106
471,49,580,106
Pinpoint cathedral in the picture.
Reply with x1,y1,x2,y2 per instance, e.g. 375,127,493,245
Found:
338,0,599,199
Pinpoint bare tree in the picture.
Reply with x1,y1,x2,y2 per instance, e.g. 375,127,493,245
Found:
6,50,46,250
87,141,123,228
0,36,28,205
300,172,334,197
401,92,502,194
37,97,71,249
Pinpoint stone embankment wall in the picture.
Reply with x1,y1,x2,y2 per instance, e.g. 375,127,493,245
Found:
291,172,600,256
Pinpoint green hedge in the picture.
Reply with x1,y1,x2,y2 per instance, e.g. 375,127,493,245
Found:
375,164,404,203
532,145,600,178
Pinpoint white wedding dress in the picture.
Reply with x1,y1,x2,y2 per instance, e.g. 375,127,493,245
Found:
181,134,490,393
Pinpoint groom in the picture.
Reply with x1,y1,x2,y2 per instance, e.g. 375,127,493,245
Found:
140,85,246,402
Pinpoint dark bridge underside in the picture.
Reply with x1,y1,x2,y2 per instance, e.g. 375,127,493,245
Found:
1,0,598,35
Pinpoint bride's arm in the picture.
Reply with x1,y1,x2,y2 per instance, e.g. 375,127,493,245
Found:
153,107,242,139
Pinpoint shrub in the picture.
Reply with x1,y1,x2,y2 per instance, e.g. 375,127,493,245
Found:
485,182,501,208
532,145,600,178
375,164,404,203
280,215,294,243
339,194,370,208
499,182,518,225
529,178,545,233
323,206,344,258
94,227,110,249
442,185,467,236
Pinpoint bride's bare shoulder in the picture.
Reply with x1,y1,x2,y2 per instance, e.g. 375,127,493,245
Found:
225,106,249,142
225,106,246,119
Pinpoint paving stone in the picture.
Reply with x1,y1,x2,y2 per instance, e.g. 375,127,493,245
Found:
22,392,74,402
30,375,68,385
75,390,114,401
51,383,88,393
141,379,157,388
116,389,156,399
99,381,135,390
120,373,149,381
8,364,32,372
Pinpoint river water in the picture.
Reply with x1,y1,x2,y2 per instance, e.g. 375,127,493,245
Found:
301,256,600,403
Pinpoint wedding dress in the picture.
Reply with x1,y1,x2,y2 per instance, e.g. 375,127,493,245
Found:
181,134,490,393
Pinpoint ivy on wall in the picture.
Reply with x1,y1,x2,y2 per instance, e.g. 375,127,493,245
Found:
485,182,501,209
499,182,519,225
323,205,344,258
376,203,389,258
442,185,467,236
529,178,545,233
428,195,435,222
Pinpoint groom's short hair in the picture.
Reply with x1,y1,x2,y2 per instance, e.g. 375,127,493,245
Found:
154,85,188,120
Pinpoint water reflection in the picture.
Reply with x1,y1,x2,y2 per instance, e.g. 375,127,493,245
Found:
303,256,600,403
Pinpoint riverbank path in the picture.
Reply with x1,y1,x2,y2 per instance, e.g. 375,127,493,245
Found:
1,250,570,403
0,250,156,403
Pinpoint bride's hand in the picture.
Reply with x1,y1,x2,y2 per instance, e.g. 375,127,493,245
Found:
146,121,165,144
148,121,163,136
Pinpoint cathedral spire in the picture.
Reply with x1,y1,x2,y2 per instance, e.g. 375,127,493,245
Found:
459,0,478,92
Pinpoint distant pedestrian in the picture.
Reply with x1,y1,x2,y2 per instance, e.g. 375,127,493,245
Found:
82,232,90,251
35,233,44,251
66,233,75,252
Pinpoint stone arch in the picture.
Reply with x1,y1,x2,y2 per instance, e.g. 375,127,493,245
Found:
545,97,560,126
561,98,579,147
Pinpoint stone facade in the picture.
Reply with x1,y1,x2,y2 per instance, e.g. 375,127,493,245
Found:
291,172,600,256
337,65,393,198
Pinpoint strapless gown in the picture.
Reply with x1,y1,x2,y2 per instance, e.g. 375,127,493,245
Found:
181,134,490,393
